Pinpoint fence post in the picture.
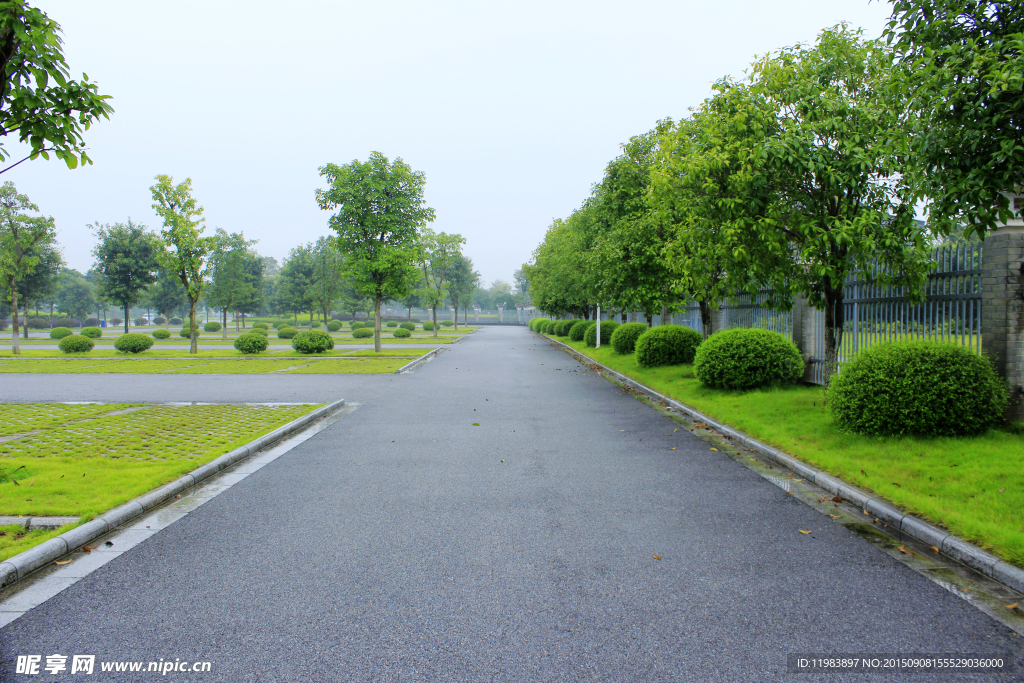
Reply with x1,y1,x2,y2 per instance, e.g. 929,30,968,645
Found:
981,217,1024,424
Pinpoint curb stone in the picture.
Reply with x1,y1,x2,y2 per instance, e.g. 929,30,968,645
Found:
0,399,346,590
540,334,1024,597
396,348,443,373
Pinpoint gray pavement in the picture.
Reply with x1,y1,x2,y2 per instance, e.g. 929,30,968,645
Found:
0,326,1021,682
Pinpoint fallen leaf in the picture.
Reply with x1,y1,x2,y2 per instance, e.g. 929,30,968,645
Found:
472,423,479,426
673,429,678,432
897,545,908,554
1007,602,1019,610
861,470,867,476
962,587,969,593
930,546,940,553
54,559,71,565
670,447,677,451
891,482,901,487
828,514,841,519
799,530,812,534
863,509,869,515
500,459,504,462
652,554,661,560
831,496,842,503
709,448,718,451
998,488,1005,493
83,546,97,552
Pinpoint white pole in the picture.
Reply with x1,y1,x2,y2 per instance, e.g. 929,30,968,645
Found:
596,305,601,348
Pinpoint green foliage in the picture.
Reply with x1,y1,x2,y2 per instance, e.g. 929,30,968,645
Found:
233,332,269,354
568,320,593,342
91,219,160,331
693,328,803,389
385,321,397,327
277,327,297,339
610,322,648,355
350,321,364,329
179,326,200,339
272,320,287,329
113,333,154,354
553,319,576,336
392,327,411,338
829,341,1007,437
249,327,268,337
529,318,550,332
152,329,171,339
292,329,335,354
440,319,454,327
399,322,415,331
252,322,269,330
52,317,78,328
57,334,93,353
310,322,321,328
423,321,435,331
169,317,182,325
26,316,47,328
583,320,618,347
636,325,703,367
352,327,374,339
80,326,101,339
203,321,222,332
326,320,341,331
0,182,57,351
153,316,166,325
49,326,72,339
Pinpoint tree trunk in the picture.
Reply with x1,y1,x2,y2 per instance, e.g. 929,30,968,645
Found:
189,299,198,354
22,298,29,339
645,311,652,326
699,300,714,338
9,275,20,355
821,278,845,397
373,293,383,353
660,305,668,326
309,309,313,328
124,304,130,334
432,306,438,338
223,308,228,340
406,305,412,320
49,302,53,327
453,301,458,330
241,312,245,329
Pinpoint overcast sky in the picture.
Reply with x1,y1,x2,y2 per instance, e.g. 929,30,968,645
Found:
14,0,893,288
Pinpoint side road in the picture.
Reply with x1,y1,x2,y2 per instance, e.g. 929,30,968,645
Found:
0,326,1021,682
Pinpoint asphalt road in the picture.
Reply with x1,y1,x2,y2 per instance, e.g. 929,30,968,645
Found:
0,326,1021,682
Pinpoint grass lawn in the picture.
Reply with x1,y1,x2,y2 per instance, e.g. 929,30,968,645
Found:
0,402,321,560
547,334,1024,568
0,357,409,373
4,348,428,359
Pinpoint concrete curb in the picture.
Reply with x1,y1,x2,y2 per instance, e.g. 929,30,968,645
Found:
396,348,443,374
541,334,1024,597
0,399,346,590
0,516,80,530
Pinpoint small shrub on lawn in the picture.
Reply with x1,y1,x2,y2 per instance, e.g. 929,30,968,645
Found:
152,329,171,339
81,327,102,339
386,321,398,328
84,317,101,327
292,329,335,353
58,335,94,354
584,320,618,347
49,327,73,340
540,320,556,334
327,320,342,331
352,327,374,339
350,321,364,330
152,316,166,325
393,327,411,338
399,322,416,331
693,328,803,389
423,321,435,331
553,320,576,336
54,317,80,328
134,317,149,326
114,333,154,354
440,319,454,327
569,320,593,342
272,320,287,329
635,325,702,367
249,327,268,336
111,318,123,326
253,322,269,331
311,322,321,328
610,322,648,355
828,340,1007,437
234,332,269,354
204,321,222,332
277,327,297,339
169,317,183,325
530,318,550,332
179,327,201,339
27,317,48,329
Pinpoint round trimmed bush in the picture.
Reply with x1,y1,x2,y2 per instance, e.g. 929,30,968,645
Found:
327,320,342,332
54,317,80,328
81,327,102,339
277,327,298,339
250,327,268,336
49,326,73,340
553,320,576,336
569,320,593,342
134,317,149,326
58,334,94,354
540,320,555,334
828,340,1007,437
111,317,123,327
392,327,411,338
399,322,415,331
204,321,222,332
169,317,183,325
84,317,101,327
610,322,648,355
350,321,365,330
152,329,171,339
114,333,154,354
386,321,398,328
440,319,454,327
179,326,200,339
253,322,269,331
423,321,435,331
292,329,335,354
636,325,703,367
27,317,48,329
234,332,269,354
530,318,550,332
693,328,803,389
272,321,288,329
352,327,374,339
152,316,166,325
311,322,321,329
584,320,619,347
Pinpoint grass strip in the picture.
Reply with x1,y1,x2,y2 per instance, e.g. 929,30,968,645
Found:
549,335,1024,568
0,357,409,374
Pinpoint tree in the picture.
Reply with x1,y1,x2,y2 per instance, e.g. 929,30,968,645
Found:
401,285,424,321
448,255,478,328
0,180,54,353
146,267,186,320
278,244,315,325
259,256,279,316
309,235,345,323
512,267,529,302
91,219,161,334
5,241,60,336
316,152,435,352
417,228,464,337
0,1,113,174
207,229,259,336
150,175,214,354
55,268,93,322
886,0,1024,236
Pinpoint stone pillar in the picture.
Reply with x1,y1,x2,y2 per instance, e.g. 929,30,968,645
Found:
981,222,1024,424
790,294,818,384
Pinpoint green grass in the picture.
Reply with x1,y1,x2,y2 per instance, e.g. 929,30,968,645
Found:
0,357,409,373
551,335,1024,568
0,523,75,562
0,403,321,558
3,348,429,359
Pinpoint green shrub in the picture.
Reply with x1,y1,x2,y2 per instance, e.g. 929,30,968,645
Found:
81,327,102,339
277,327,298,339
392,327,411,338
311,322,321,328
26,317,48,329
111,317,123,327
386,321,398,328
134,317,149,326
399,322,415,331
693,328,803,389
179,326,200,339
169,317,183,325
292,329,335,353
83,317,100,327
352,327,374,339
153,316,166,325
530,318,550,332
253,322,269,331
272,320,288,329
327,320,342,331
249,327,268,336
584,320,619,347
234,332,269,354
828,340,1007,437
610,322,648,355
539,320,554,334
440,319,454,327
58,335,94,354
114,333,154,354
152,329,171,339
569,320,593,342
49,327,73,340
553,320,575,336
634,325,703,367
54,317,80,328
204,321,222,332
350,321,364,330
423,321,435,331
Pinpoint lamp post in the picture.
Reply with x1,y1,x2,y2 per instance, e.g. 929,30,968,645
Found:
515,302,523,325
497,303,505,325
